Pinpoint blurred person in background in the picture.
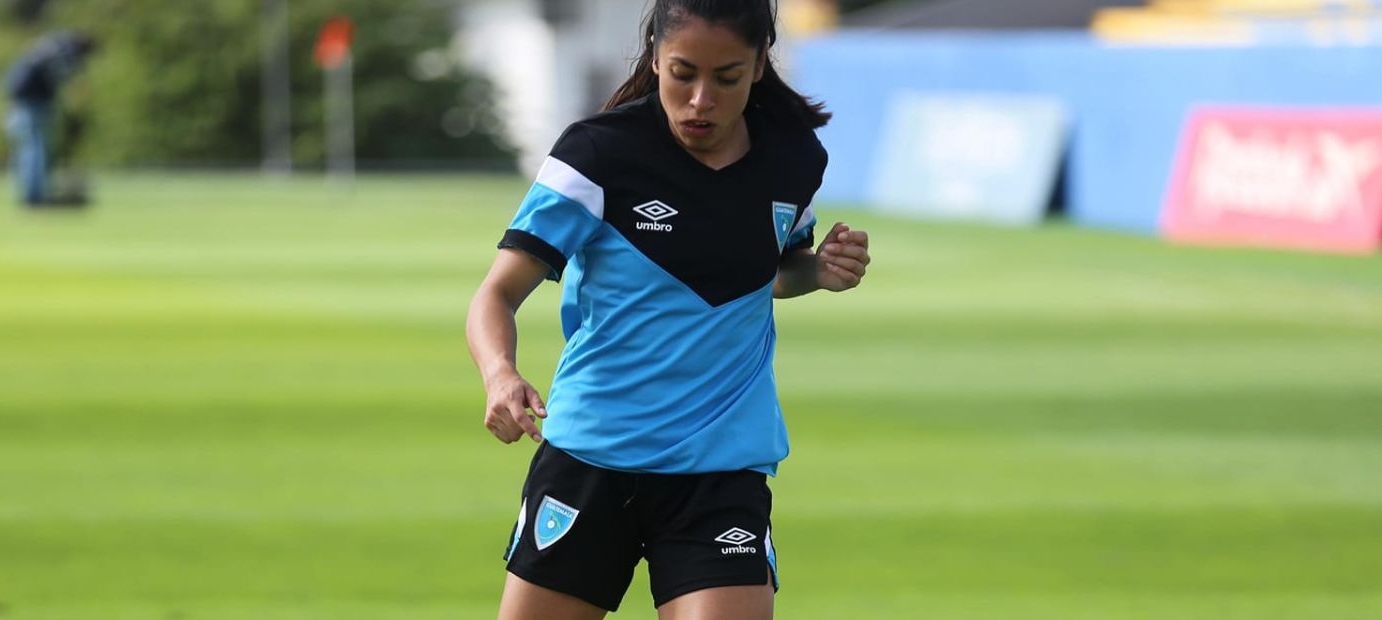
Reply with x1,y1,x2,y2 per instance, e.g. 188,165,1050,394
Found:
466,1,870,619
4,30,96,207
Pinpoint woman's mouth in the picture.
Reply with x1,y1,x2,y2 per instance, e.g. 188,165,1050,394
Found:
680,120,714,139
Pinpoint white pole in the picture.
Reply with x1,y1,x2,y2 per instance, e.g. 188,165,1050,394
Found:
325,53,355,181
260,0,292,175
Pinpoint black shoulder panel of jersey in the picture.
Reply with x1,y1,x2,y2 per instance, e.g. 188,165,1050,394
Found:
578,96,831,307
547,122,604,188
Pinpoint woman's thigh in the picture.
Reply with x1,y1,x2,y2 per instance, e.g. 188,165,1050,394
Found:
656,583,773,620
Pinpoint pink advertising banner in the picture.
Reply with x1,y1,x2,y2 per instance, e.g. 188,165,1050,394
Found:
1162,107,1382,254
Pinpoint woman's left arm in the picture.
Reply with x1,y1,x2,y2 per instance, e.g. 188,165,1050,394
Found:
774,221,870,299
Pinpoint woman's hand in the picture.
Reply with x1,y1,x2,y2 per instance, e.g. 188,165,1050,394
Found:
815,222,870,292
467,249,552,444
483,368,547,444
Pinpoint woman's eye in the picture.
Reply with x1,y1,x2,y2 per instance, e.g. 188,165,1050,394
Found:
717,76,741,86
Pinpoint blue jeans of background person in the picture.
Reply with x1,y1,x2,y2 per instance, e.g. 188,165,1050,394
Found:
5,100,51,206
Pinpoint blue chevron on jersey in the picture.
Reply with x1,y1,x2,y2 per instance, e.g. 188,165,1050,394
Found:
544,226,789,474
534,495,580,551
773,202,797,251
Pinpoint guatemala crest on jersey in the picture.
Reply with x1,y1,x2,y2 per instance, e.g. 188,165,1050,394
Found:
533,495,580,550
773,202,798,251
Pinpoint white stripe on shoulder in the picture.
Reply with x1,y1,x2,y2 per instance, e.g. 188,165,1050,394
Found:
535,156,604,219
790,203,816,236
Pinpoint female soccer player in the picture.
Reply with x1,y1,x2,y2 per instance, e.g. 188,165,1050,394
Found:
466,1,870,618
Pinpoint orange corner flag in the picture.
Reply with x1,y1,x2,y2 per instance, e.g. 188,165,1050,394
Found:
314,16,355,70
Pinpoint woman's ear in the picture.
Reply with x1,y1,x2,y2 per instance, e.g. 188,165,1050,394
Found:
650,36,660,75
753,50,767,82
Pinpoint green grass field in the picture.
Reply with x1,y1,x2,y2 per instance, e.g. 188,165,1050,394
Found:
2,173,1381,620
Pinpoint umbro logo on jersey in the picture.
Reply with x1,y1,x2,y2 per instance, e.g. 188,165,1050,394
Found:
633,200,678,232
715,527,759,555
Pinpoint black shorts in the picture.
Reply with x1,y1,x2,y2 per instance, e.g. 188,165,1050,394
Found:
502,442,778,611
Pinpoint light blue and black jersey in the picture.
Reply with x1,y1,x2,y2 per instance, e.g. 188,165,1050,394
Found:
498,94,826,475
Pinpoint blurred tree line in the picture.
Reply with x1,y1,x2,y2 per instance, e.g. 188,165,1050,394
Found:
0,0,515,169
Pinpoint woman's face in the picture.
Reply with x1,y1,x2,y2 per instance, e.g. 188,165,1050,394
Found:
654,16,765,158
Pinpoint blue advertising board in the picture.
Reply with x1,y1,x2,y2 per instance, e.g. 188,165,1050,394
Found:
867,92,1067,226
794,32,1382,234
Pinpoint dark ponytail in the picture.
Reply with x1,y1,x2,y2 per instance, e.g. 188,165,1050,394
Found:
603,0,831,130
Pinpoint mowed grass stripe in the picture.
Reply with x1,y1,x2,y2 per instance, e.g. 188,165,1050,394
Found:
1,173,1380,619
6,433,1381,520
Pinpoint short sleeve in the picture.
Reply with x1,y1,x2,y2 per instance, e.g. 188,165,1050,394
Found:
783,202,816,254
782,138,826,255
498,125,606,281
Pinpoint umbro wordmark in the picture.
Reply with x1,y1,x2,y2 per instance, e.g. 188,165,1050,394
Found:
633,200,678,232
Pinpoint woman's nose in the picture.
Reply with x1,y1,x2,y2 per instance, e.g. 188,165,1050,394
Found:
689,80,714,111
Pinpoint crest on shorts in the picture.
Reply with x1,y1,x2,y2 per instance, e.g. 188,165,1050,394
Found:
534,495,580,551
773,202,797,251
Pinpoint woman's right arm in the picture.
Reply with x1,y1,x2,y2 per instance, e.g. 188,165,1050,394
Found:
466,249,553,444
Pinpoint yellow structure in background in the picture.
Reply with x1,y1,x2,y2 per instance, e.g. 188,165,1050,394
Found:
1151,0,1374,15
1092,0,1382,44
781,0,839,36
1092,7,1258,43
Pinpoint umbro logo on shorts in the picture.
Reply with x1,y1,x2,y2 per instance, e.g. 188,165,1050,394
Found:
715,527,759,555
534,495,580,550
714,527,757,545
633,200,678,232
